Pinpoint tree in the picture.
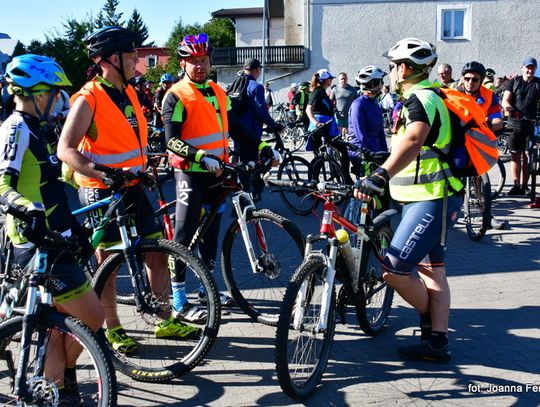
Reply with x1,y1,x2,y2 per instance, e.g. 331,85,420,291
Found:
95,0,123,28
127,9,154,47
202,18,235,48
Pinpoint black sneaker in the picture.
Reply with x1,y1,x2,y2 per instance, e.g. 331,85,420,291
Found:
507,185,524,196
397,342,452,363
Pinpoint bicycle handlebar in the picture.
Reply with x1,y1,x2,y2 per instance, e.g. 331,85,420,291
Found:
268,179,351,196
92,163,158,191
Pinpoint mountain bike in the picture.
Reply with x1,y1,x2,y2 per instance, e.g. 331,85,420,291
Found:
74,164,220,382
0,203,116,406
280,121,307,152
270,180,396,400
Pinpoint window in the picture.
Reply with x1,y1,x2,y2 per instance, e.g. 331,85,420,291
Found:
437,4,471,41
146,55,157,68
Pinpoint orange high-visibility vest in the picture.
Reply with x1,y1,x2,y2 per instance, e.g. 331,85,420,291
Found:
72,80,147,188
167,79,229,170
477,86,494,117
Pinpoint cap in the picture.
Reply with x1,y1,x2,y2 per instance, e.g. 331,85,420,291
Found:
316,68,335,81
522,57,537,68
244,58,263,70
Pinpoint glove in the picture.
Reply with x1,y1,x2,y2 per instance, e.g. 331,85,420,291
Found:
355,167,390,198
21,203,47,245
101,168,126,190
201,155,222,173
260,145,282,164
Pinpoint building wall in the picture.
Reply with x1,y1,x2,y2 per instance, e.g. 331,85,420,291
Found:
284,0,304,45
307,0,538,83
135,48,169,76
236,16,285,46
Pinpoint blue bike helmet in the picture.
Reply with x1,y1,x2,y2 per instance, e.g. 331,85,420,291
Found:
6,54,72,92
160,73,174,83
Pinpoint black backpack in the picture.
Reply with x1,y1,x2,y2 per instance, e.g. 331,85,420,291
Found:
227,73,250,114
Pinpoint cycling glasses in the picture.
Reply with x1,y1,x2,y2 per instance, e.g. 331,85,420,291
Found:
183,33,208,45
463,76,480,83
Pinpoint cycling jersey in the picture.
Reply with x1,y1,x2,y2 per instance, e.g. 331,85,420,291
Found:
347,94,388,155
0,111,91,301
0,111,76,244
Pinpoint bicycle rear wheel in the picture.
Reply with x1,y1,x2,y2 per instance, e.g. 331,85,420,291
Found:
0,313,116,406
222,210,304,326
464,174,491,241
528,145,540,203
275,254,335,400
92,239,220,382
276,155,315,216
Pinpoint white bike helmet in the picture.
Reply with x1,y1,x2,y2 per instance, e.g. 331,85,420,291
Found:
385,38,437,68
355,65,386,91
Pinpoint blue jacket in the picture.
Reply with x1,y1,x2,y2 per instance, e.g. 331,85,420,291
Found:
347,94,387,157
235,74,277,161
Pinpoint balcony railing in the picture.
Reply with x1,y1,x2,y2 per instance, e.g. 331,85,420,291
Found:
212,46,305,67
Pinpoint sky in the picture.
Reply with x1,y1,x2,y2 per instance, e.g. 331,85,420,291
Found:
2,0,261,46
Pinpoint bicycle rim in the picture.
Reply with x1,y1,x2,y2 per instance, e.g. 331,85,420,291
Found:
92,239,220,382
487,159,506,200
0,314,116,406
222,210,304,326
275,255,335,400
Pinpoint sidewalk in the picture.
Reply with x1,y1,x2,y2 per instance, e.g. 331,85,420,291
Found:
116,185,540,406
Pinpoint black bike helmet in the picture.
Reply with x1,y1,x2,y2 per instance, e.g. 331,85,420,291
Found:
85,26,139,59
461,61,486,78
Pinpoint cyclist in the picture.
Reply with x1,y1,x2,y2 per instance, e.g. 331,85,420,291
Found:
355,38,463,363
162,33,280,323
291,81,310,131
457,61,506,229
58,26,200,355
0,54,104,404
347,65,388,176
330,72,358,135
153,73,174,127
501,57,540,196
306,68,354,184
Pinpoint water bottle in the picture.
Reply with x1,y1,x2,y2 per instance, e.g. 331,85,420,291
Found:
336,229,356,273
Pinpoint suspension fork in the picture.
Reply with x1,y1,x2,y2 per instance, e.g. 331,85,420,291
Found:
231,192,264,274
293,236,338,333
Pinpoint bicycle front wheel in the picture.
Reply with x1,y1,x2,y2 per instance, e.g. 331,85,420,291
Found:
222,210,305,326
0,312,116,406
464,174,491,241
92,239,220,382
276,155,315,216
275,254,336,400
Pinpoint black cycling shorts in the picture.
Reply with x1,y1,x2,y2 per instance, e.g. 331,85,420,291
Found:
507,119,534,152
78,183,162,247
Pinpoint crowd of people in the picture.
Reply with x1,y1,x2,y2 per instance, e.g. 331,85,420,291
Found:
0,23,538,403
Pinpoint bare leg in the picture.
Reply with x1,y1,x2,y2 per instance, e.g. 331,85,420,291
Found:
510,151,521,185
383,272,429,315
145,252,171,319
417,265,450,333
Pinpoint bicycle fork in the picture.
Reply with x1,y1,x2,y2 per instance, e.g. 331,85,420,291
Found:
231,193,267,274
293,236,338,333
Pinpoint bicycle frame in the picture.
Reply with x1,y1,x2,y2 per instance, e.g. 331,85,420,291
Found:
188,166,270,275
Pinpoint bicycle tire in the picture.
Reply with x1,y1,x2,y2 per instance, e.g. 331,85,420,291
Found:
528,145,540,203
276,155,315,216
290,127,306,152
275,254,335,400
0,313,116,406
221,209,305,326
464,174,491,241
92,239,220,382
311,157,347,206
488,159,506,200
356,223,394,335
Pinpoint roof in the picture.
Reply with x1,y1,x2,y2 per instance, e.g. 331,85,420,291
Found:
212,8,263,19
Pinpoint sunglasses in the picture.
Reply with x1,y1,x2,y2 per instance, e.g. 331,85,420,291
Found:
183,33,208,45
463,76,480,83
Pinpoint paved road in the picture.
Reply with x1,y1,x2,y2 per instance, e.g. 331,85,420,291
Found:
112,161,539,406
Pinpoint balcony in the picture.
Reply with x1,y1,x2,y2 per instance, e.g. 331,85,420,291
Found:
212,46,305,68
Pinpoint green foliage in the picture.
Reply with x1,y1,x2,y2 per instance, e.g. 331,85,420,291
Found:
203,18,235,48
144,65,167,91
